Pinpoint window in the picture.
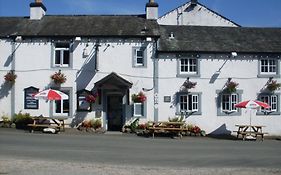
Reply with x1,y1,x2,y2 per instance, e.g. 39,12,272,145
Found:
176,92,201,115
54,43,70,67
179,94,198,112
177,58,200,77
258,58,280,78
77,90,92,112
217,90,242,116
53,89,70,117
221,94,238,112
257,93,280,115
133,103,144,117
180,58,197,74
132,47,146,67
260,59,277,74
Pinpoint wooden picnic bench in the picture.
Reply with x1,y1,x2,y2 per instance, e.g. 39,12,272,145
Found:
234,125,267,141
27,116,67,133
147,121,188,138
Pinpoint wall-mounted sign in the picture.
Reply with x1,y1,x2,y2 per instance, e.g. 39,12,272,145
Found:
24,86,39,109
164,96,171,103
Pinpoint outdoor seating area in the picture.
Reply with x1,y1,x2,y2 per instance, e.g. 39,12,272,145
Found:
234,124,268,141
27,116,67,133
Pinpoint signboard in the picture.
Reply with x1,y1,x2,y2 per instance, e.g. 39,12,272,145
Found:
24,86,39,109
164,96,171,103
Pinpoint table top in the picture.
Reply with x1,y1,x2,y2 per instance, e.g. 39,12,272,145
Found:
235,124,265,128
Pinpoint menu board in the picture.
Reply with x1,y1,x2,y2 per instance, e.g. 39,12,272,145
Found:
24,87,39,109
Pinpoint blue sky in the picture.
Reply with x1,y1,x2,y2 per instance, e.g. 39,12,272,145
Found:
0,0,281,27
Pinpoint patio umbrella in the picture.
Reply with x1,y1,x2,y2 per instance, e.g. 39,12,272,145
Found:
234,100,270,138
33,89,68,101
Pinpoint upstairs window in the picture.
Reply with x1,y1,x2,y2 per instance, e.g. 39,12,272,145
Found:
177,58,200,77
132,47,146,67
180,58,197,74
54,43,70,67
258,58,280,78
260,59,277,74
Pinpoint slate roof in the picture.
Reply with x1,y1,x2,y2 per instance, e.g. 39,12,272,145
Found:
0,15,160,38
158,25,281,53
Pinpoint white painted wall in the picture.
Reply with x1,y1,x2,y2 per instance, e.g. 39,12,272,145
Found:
0,38,156,126
158,3,238,27
0,39,13,118
157,53,281,135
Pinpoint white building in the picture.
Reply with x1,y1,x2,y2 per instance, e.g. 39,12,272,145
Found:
0,0,281,135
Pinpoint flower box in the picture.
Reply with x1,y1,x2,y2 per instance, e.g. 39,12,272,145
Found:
50,70,66,84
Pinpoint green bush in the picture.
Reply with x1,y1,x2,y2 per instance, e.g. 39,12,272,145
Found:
13,112,33,130
91,119,102,130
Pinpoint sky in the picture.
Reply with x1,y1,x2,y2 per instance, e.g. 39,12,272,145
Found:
0,0,281,27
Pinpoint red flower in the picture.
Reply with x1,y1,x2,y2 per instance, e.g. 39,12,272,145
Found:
132,92,146,103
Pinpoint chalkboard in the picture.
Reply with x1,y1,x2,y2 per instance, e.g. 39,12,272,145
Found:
24,86,39,109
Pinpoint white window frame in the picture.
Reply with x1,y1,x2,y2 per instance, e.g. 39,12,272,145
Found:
53,90,70,117
221,94,238,113
260,59,277,75
260,94,278,112
179,94,199,113
180,58,197,74
133,48,145,67
133,103,144,117
54,43,70,67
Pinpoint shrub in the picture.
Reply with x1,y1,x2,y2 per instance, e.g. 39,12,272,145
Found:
91,119,102,130
13,112,33,130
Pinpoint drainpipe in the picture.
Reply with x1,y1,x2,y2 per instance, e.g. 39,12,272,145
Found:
94,40,101,72
11,42,16,118
153,39,159,122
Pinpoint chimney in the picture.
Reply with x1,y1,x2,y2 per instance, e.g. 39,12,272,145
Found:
190,0,198,7
30,0,47,20
146,0,158,20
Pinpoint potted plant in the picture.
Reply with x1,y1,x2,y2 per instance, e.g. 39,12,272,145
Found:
225,80,239,93
4,70,17,84
131,91,147,103
266,80,281,92
50,70,66,85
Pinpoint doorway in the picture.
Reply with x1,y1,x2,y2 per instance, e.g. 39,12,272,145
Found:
107,95,123,131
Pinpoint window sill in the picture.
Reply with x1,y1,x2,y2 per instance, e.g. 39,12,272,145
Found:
257,74,280,78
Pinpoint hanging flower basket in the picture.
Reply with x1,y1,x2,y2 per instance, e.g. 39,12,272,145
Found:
4,71,17,83
132,92,146,103
224,80,239,93
85,93,98,104
266,80,281,92
50,70,66,84
182,80,197,90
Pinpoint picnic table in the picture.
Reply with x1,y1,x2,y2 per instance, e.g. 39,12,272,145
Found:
234,124,267,141
27,116,67,133
147,121,187,138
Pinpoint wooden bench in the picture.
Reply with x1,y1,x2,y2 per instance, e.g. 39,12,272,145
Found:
234,131,268,141
27,124,62,133
148,126,188,138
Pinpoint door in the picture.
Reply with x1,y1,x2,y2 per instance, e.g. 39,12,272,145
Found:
107,95,123,131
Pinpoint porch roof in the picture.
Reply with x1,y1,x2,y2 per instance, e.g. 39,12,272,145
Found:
95,72,132,89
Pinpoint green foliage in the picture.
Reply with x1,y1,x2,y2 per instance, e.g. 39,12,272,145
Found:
168,116,184,122
130,118,140,133
90,119,102,130
13,112,33,130
1,114,12,128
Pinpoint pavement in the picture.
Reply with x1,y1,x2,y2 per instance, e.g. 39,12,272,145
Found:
1,128,281,175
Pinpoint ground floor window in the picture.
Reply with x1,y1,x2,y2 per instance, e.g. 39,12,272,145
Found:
217,90,242,116
52,89,71,117
133,103,144,117
176,92,201,115
257,93,280,115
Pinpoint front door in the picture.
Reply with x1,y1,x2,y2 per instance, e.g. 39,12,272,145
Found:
107,95,123,131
